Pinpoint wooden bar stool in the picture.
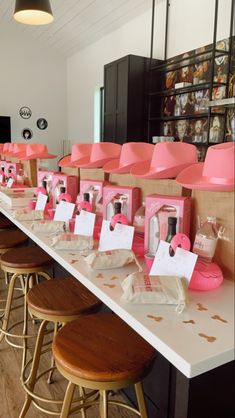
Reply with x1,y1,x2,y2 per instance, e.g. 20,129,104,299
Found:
20,277,102,417
0,213,15,230
0,245,53,375
52,313,156,418
0,230,29,315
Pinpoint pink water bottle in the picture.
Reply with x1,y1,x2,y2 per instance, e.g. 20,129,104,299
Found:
78,193,92,213
58,186,73,203
110,202,128,228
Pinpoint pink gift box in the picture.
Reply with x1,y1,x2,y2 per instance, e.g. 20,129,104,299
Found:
144,194,191,255
5,162,22,177
52,174,79,205
37,170,57,187
80,180,109,215
103,185,141,224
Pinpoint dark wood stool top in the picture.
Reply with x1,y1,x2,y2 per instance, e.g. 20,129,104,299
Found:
52,313,155,383
27,277,102,317
0,229,28,249
1,246,52,269
0,213,15,229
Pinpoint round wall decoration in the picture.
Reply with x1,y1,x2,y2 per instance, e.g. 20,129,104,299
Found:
19,107,32,119
22,128,33,141
37,118,48,130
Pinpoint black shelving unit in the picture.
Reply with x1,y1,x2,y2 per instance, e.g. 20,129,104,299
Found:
147,0,234,160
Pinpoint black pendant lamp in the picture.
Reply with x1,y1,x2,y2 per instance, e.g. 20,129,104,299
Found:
14,0,54,25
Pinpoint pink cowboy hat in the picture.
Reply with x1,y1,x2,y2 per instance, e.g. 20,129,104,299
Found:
11,143,28,158
176,142,235,192
1,143,11,156
20,144,57,160
74,142,121,168
103,142,155,173
59,143,93,167
130,142,198,179
2,143,15,157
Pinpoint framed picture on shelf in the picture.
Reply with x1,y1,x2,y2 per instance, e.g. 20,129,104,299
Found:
174,119,190,142
209,115,225,144
214,54,229,84
179,92,195,115
163,96,176,116
226,109,235,142
163,120,174,136
165,70,177,89
212,85,226,101
197,146,207,162
194,89,209,113
193,59,211,84
191,119,208,143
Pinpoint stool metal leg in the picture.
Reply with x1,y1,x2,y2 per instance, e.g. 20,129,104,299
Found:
20,319,48,418
60,381,76,418
21,274,31,379
47,321,58,384
100,390,108,418
135,382,148,418
0,272,19,343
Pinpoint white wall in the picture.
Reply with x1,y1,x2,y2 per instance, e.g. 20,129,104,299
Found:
67,0,232,142
0,23,67,168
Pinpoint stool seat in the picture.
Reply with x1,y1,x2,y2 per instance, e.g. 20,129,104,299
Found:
27,277,102,317
0,229,28,249
1,246,52,269
0,214,15,229
53,313,155,383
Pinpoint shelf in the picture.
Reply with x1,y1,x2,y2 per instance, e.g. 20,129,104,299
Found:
149,48,230,73
149,112,224,122
208,97,235,108
149,81,227,97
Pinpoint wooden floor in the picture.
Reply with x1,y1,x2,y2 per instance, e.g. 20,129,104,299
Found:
0,277,136,418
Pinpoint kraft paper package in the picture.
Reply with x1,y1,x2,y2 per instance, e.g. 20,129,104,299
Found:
52,233,93,251
121,272,187,313
84,249,142,271
12,209,44,221
30,220,67,233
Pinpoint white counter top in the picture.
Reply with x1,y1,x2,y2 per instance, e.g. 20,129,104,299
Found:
0,204,234,379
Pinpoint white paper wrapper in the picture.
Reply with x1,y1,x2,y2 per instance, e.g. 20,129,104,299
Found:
51,233,93,251
12,209,44,221
30,220,67,233
121,272,186,313
84,249,142,270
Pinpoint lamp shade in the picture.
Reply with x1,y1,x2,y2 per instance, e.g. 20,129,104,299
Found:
14,0,54,25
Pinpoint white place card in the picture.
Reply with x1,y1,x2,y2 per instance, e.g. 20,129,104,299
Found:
54,200,75,222
35,192,48,211
6,178,14,188
0,174,3,184
150,240,198,284
98,220,134,251
74,210,96,236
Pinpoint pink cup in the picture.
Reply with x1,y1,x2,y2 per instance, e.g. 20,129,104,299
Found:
28,200,36,210
144,253,155,273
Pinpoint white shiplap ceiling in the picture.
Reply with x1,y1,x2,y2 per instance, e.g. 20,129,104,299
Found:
1,0,152,57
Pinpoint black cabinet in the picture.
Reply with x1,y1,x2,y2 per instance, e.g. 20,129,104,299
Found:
103,55,161,143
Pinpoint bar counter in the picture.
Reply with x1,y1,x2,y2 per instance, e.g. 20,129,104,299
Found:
0,202,234,418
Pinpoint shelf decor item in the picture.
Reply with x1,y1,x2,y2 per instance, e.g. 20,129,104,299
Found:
14,0,54,25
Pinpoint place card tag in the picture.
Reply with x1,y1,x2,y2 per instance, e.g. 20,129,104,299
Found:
6,178,14,188
0,174,3,184
54,201,75,222
74,210,96,236
150,240,198,284
99,220,134,251
35,192,48,211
